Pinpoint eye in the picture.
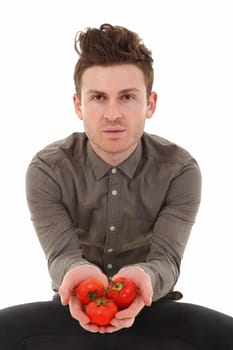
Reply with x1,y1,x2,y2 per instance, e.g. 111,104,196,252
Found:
122,94,134,101
93,94,105,101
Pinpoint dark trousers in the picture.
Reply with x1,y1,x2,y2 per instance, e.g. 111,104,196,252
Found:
1,295,233,350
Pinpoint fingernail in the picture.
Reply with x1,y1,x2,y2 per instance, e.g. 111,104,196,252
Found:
81,321,88,325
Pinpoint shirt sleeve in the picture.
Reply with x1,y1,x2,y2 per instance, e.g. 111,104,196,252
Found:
136,158,202,301
25,157,89,291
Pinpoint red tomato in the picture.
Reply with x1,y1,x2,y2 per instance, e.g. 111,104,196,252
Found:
106,277,137,309
76,278,105,305
86,298,118,326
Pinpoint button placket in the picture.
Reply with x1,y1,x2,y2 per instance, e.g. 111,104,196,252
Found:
103,168,120,272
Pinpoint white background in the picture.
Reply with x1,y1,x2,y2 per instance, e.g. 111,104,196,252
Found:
0,1,232,316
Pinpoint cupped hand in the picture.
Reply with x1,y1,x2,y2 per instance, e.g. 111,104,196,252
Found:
112,265,153,306
58,264,109,331
102,265,153,333
59,264,153,333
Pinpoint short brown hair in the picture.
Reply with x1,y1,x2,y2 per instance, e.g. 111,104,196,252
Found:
73,23,154,99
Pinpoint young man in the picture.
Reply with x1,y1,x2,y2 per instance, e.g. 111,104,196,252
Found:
1,23,233,349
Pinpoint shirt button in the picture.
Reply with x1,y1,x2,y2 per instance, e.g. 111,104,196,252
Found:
110,225,115,231
112,190,118,196
112,168,117,174
108,248,113,253
107,264,113,269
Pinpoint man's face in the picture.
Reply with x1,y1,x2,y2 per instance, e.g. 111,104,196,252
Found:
73,64,157,164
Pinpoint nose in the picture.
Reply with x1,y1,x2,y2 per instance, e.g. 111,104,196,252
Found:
103,101,122,121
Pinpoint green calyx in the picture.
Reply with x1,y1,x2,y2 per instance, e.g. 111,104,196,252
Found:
88,290,102,301
108,277,125,291
94,298,111,306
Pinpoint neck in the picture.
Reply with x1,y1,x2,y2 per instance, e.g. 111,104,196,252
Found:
90,142,138,166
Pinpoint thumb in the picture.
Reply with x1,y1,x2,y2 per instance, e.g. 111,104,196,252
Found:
139,278,153,306
59,274,74,305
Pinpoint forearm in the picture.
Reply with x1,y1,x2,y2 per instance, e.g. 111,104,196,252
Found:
137,158,202,301
26,162,89,290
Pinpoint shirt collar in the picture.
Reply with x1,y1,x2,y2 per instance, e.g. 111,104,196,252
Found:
118,141,142,179
87,142,111,179
87,140,142,180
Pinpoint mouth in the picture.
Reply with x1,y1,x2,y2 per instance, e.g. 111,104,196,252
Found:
102,127,126,138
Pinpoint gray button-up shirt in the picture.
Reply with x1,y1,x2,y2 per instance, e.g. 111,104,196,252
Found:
26,132,201,301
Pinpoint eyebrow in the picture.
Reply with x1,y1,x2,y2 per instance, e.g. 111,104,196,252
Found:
86,88,141,95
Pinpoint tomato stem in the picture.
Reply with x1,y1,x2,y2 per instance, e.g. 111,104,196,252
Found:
108,277,125,291
95,298,112,306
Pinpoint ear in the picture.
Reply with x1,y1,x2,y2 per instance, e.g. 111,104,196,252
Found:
146,92,157,119
73,94,83,120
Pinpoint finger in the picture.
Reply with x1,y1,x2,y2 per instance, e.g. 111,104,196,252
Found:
130,275,152,306
110,316,135,329
139,279,153,306
59,273,77,305
69,296,90,324
59,284,73,305
104,325,119,333
79,322,108,333
97,326,106,334
79,322,99,333
115,295,144,319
